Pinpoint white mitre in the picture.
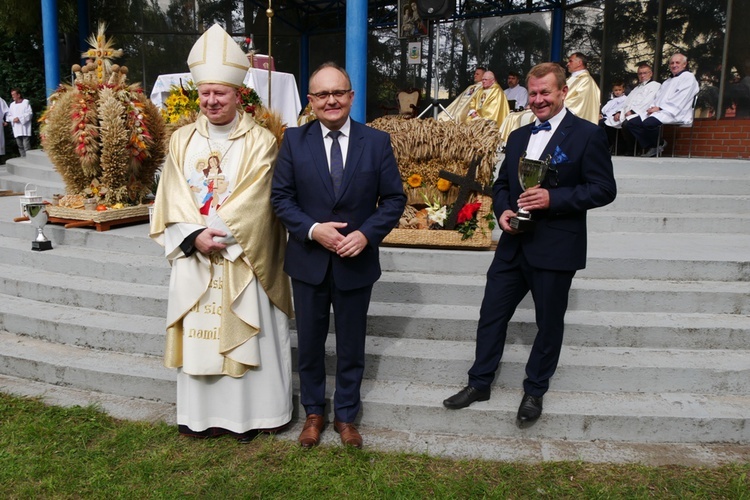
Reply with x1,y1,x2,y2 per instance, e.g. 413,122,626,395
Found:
187,24,249,87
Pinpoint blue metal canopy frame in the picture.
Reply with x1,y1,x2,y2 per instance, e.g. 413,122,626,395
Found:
43,0,597,119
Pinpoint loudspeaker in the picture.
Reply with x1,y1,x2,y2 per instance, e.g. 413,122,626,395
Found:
416,0,456,20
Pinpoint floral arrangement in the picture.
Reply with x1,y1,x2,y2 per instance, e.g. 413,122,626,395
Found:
369,117,501,242
40,23,166,208
160,79,285,146
162,80,199,125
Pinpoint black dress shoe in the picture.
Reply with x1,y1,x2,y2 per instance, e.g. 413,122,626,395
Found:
516,393,543,424
236,429,260,443
443,386,490,409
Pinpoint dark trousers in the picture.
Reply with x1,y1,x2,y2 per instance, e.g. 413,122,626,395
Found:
468,250,575,398
622,116,663,149
292,265,372,423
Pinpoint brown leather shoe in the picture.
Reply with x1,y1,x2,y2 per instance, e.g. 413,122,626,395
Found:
298,414,325,448
333,419,363,448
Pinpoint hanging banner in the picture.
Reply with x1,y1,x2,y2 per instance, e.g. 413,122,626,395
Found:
408,42,421,64
398,0,429,39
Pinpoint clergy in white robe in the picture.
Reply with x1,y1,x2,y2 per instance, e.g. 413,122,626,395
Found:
0,97,9,156
612,63,661,127
150,24,293,439
624,53,699,156
601,91,627,128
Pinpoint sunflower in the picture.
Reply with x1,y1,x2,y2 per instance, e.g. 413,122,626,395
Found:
407,173,423,188
436,178,452,192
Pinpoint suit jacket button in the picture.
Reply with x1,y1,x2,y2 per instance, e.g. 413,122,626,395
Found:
332,209,338,214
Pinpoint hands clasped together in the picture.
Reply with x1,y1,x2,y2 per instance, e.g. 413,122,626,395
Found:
312,222,368,257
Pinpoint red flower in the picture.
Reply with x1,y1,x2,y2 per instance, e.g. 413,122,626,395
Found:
457,202,481,224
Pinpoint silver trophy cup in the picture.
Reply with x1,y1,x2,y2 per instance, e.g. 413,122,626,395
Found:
24,202,53,251
509,153,551,232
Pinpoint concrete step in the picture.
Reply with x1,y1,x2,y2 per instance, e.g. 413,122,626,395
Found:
375,271,750,314
6,244,745,318
365,303,750,349
359,379,750,444
602,193,750,214
0,261,168,316
0,233,170,286
0,374,176,424
0,151,64,198
0,218,163,259
611,158,750,195
381,233,750,281
0,295,165,356
3,158,65,184
0,172,66,199
587,211,750,233
4,278,746,355
0,330,174,403
3,223,748,283
294,334,750,396
2,374,748,466
1,331,747,445
615,175,750,195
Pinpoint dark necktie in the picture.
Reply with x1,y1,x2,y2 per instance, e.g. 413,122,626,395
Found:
328,130,344,195
531,121,552,134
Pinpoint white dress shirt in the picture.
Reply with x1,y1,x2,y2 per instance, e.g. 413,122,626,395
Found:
526,108,567,161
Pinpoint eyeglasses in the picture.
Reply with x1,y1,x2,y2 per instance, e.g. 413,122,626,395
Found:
309,89,351,100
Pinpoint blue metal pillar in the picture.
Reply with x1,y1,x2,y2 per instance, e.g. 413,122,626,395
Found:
41,0,60,98
300,32,310,99
78,0,89,63
346,0,367,122
550,6,565,63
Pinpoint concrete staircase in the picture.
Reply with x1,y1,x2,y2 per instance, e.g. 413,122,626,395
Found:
1,152,749,465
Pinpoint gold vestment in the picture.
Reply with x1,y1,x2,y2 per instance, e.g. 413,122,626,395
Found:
150,112,293,376
468,83,510,127
565,69,601,125
438,82,482,123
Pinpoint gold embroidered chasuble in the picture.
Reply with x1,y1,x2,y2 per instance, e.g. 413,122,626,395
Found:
150,112,292,377
438,82,482,123
468,82,510,127
564,69,601,125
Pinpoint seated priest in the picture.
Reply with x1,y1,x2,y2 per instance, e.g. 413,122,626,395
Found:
467,70,510,127
438,67,485,123
623,53,699,157
499,53,600,143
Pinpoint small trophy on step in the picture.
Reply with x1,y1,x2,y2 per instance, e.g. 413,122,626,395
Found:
509,153,551,232
24,202,53,251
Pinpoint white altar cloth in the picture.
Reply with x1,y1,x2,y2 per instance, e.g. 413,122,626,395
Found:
151,68,302,128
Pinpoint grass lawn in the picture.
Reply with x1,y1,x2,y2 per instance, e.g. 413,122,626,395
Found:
1,392,748,499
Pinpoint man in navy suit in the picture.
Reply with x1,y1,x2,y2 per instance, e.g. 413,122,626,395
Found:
272,62,406,448
443,62,617,424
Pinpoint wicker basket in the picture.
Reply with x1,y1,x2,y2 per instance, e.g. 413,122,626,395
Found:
382,195,493,250
47,204,150,222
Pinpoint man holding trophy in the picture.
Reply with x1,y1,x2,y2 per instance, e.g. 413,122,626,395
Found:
443,62,617,425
